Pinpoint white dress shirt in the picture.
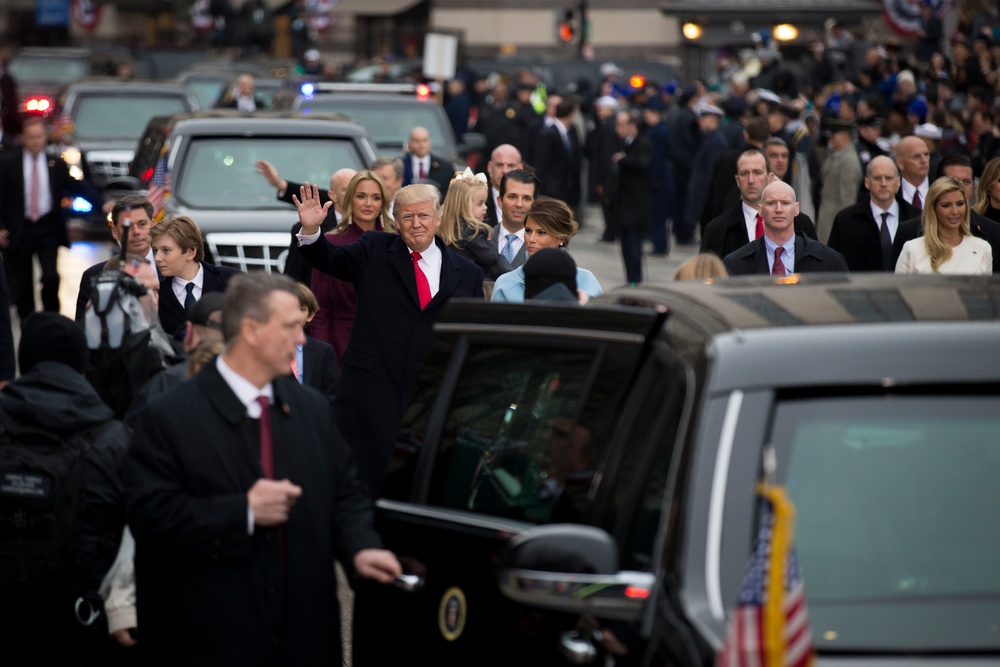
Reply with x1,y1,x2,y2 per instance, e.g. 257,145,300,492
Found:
23,150,52,220
408,238,442,298
495,224,524,259
870,200,900,240
411,154,430,180
742,201,761,242
899,177,929,208
171,263,205,306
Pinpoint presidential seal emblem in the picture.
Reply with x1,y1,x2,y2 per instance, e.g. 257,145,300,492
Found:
438,587,467,641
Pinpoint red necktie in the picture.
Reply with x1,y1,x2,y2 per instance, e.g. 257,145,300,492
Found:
418,160,427,180
29,153,40,222
772,247,786,276
912,189,922,210
411,252,431,309
256,396,274,478
754,213,764,239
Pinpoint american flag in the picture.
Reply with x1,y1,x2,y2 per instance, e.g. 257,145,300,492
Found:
147,148,170,222
717,482,816,667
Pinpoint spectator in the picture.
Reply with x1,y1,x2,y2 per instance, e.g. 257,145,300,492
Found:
535,98,583,212
685,101,730,240
401,126,453,197
585,96,622,243
673,253,729,280
217,74,266,111
292,282,338,401
816,117,862,243
643,96,677,257
973,156,1000,222
611,110,652,285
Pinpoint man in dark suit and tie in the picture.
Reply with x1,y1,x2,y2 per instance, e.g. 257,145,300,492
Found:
75,195,158,322
895,135,930,211
724,181,849,275
483,143,523,228
702,148,818,260
611,110,652,285
891,154,1000,273
123,271,401,665
489,169,538,270
534,98,582,211
294,182,484,496
0,118,96,319
828,156,920,272
401,126,453,198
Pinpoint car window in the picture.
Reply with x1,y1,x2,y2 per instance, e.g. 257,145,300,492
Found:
770,394,1000,652
423,339,641,524
73,94,191,141
9,58,88,85
298,99,452,151
185,80,225,109
174,136,362,209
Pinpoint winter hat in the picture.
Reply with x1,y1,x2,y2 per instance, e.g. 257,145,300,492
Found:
523,248,577,300
18,312,89,374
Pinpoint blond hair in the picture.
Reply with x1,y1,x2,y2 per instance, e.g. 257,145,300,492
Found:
438,175,491,247
149,215,204,262
922,176,971,273
334,170,393,234
973,156,1000,215
673,253,729,280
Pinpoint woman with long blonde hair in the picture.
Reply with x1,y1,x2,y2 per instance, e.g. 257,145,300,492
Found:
972,156,1000,222
311,170,392,366
896,176,992,274
438,168,512,281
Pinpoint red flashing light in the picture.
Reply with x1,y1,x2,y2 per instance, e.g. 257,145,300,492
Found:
624,586,650,599
25,97,52,113
629,75,646,89
141,167,154,182
416,83,431,101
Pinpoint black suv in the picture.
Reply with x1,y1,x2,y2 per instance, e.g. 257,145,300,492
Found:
353,274,1000,666
127,110,378,272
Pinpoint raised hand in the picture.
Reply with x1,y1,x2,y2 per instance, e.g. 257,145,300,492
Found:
292,182,333,235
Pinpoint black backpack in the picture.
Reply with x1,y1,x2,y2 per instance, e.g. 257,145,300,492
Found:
0,420,114,604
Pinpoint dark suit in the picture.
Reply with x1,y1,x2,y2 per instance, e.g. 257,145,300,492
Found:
0,71,21,136
723,234,850,275
158,263,242,339
612,133,653,284
0,148,96,318
277,182,337,286
298,232,483,495
484,183,501,228
890,210,1000,274
701,204,818,260
402,153,453,198
0,130,20,153
827,200,921,272
700,142,756,230
646,120,677,254
535,122,582,208
123,361,381,666
302,335,338,401
0,255,13,382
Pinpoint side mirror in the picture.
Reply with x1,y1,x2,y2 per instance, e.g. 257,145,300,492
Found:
457,132,487,155
498,524,655,622
103,176,141,193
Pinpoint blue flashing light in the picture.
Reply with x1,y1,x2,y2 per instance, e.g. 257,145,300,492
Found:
71,197,93,213
300,82,315,96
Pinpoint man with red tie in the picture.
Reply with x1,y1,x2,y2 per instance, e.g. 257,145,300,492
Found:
401,126,453,198
0,118,97,319
701,148,818,260
124,272,402,665
895,135,930,212
722,181,849,275
294,182,483,496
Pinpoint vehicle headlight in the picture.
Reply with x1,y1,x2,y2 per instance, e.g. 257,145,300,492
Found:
68,165,84,181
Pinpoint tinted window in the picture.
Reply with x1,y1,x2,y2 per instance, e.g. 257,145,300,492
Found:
184,80,225,109
174,136,362,209
73,94,191,141
770,395,1000,652
9,58,88,85
298,99,452,152
424,339,641,524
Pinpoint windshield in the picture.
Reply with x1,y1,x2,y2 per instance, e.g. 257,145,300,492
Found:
9,58,89,86
770,395,1000,652
73,94,191,141
298,99,452,152
174,136,363,209
184,80,226,109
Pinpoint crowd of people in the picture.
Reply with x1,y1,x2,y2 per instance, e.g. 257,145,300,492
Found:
2,3,1000,661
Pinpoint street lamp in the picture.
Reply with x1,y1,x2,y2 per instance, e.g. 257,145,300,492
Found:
773,24,799,41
